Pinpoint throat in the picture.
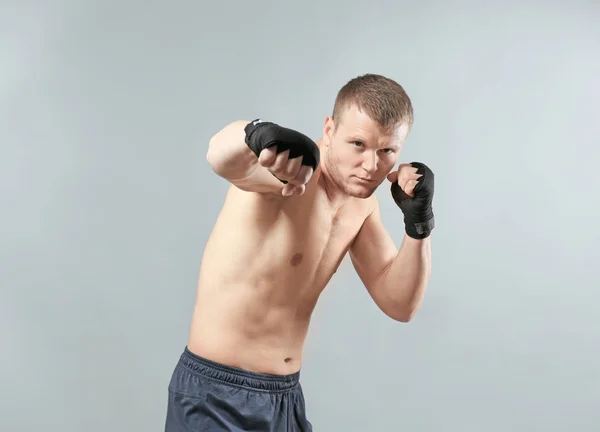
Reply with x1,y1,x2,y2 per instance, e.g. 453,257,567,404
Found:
318,170,351,208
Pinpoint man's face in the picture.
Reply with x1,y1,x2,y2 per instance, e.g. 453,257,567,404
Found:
322,104,409,199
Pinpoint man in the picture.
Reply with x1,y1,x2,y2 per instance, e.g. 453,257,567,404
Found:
164,74,435,431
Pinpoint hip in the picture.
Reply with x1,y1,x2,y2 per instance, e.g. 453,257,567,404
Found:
165,346,313,431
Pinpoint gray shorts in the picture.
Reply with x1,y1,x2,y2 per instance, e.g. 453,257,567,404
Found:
164,347,313,431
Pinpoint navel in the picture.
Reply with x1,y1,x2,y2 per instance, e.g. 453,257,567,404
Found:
290,253,303,266
284,357,292,363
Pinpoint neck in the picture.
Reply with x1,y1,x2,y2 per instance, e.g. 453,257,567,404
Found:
316,139,352,209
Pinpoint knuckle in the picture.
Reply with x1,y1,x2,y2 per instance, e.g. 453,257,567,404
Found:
300,172,312,184
295,166,308,180
271,165,287,177
284,158,300,175
258,150,273,165
273,154,288,169
304,171,314,184
279,149,290,161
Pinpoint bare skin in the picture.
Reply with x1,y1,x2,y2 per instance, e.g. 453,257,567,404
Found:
188,104,432,375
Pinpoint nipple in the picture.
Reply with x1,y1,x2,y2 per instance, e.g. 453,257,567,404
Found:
290,253,303,267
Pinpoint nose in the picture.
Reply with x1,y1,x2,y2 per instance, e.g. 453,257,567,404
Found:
361,150,378,175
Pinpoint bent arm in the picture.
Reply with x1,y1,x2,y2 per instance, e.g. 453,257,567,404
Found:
206,120,285,195
349,200,432,322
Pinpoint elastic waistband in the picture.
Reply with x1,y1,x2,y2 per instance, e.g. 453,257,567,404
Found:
178,346,300,392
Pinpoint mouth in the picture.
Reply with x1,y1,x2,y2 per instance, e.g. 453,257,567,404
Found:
353,176,376,183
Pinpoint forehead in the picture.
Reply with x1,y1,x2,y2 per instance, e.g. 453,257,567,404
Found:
337,105,409,146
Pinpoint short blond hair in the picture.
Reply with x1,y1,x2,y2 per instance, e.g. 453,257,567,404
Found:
332,73,414,131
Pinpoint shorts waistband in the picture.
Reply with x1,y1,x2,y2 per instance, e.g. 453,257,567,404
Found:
178,346,300,392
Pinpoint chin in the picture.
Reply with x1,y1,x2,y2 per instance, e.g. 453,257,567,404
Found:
346,184,377,199
345,176,382,199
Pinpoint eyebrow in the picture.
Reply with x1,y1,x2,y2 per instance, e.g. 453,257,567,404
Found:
349,136,400,150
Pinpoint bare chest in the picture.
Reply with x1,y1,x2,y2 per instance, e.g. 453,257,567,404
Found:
270,200,367,285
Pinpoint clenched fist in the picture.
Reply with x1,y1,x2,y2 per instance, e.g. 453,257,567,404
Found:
258,147,315,196
244,119,320,196
388,162,435,239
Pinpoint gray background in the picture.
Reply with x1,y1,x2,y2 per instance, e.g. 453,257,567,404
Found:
1,0,599,431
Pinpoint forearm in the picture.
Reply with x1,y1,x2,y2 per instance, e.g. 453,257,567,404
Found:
206,119,318,196
206,120,259,180
379,235,432,322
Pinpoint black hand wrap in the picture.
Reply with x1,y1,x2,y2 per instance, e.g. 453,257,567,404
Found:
244,119,320,179
391,162,435,239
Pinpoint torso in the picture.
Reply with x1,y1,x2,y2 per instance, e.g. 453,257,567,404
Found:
187,170,374,375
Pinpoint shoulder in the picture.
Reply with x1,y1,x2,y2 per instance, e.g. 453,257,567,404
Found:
362,194,380,220
346,194,379,237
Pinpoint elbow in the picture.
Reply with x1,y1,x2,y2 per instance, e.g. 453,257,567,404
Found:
373,287,421,323
386,304,420,323
206,136,226,175
391,311,416,323
205,121,254,179
206,134,218,164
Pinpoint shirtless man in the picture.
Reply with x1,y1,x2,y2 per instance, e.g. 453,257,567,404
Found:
164,74,435,431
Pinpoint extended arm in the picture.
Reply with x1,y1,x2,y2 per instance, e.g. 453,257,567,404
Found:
206,120,285,194
206,119,318,196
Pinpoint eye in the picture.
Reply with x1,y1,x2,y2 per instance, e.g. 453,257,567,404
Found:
351,141,364,147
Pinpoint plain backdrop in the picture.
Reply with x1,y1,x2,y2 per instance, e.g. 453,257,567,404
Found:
1,1,599,431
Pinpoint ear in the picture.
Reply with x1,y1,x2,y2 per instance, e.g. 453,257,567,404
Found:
322,116,335,145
